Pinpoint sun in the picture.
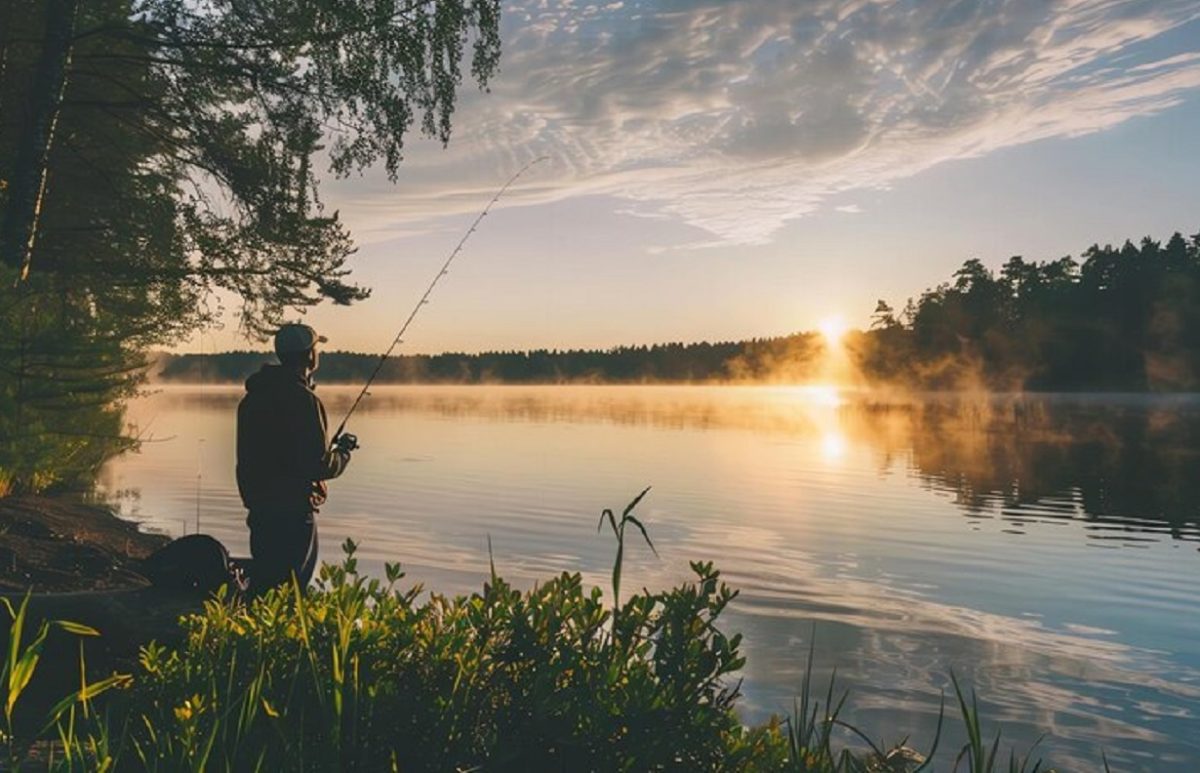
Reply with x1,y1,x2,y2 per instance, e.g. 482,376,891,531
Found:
817,315,847,345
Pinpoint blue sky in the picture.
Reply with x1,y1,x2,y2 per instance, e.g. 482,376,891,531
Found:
184,0,1200,354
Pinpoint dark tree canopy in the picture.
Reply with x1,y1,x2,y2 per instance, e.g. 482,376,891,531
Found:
0,0,502,492
154,336,829,385
851,230,1200,391
1,0,502,335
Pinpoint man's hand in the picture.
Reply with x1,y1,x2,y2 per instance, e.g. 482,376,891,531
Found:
334,433,359,453
310,480,329,508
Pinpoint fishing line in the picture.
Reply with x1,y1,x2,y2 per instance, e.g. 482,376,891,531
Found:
331,156,548,442
195,437,205,535
195,330,209,535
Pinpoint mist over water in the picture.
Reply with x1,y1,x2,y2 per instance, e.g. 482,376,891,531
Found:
98,385,1200,771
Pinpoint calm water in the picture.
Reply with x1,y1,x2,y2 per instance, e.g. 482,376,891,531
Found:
98,386,1200,770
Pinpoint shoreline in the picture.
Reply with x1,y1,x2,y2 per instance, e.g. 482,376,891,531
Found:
0,496,198,725
146,380,1200,397
0,494,168,593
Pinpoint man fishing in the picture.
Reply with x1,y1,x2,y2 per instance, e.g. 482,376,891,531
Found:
229,161,541,594
236,323,357,593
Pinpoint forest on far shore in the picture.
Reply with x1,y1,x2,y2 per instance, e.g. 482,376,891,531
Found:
159,229,1200,391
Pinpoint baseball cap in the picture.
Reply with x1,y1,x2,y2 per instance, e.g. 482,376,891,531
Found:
274,323,328,356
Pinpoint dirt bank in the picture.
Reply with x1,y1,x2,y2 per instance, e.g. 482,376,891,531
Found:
0,497,199,729
0,495,168,592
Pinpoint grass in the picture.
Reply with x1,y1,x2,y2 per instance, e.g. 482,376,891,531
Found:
1,592,130,769
0,490,1109,771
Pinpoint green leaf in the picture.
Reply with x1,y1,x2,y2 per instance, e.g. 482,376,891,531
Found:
44,673,132,732
7,621,51,721
622,486,652,518
623,515,658,557
54,620,100,637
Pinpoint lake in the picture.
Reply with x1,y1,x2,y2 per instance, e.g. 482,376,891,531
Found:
97,385,1200,771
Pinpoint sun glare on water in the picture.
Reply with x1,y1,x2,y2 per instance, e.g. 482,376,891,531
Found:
794,383,843,406
820,431,848,461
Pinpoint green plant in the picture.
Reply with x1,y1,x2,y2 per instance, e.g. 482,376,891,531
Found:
0,592,128,770
96,528,752,770
598,484,657,612
951,673,1045,773
0,493,1116,771
784,637,858,772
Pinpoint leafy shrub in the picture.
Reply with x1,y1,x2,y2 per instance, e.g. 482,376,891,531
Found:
117,542,754,771
1,491,1088,772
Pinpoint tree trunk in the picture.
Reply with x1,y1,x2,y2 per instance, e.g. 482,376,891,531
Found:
0,0,15,118
0,0,80,280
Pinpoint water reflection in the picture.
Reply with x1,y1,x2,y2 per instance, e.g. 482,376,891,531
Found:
256,386,1200,545
847,395,1200,543
100,386,1200,771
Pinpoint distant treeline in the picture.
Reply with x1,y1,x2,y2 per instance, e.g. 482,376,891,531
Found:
158,228,1200,391
853,230,1200,391
154,336,826,384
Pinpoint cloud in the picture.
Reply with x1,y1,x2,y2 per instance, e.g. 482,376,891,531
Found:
327,0,1200,245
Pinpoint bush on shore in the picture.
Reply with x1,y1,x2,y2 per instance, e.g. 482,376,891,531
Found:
2,493,1077,772
127,548,766,771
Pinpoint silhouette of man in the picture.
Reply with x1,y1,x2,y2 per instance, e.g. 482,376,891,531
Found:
236,324,355,593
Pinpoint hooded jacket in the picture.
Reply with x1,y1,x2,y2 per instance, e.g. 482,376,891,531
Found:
236,365,349,513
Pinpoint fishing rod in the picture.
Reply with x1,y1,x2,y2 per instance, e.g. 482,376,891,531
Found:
331,155,548,444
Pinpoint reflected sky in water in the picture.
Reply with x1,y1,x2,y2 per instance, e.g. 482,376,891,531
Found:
97,386,1200,771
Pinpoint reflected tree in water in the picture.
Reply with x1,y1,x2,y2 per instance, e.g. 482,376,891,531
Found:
845,398,1200,544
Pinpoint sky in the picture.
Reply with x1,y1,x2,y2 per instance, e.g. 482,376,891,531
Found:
183,0,1200,355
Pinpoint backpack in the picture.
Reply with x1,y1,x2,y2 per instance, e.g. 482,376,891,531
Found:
141,534,247,595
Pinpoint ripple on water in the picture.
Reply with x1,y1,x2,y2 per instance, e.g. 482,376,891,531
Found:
99,385,1200,771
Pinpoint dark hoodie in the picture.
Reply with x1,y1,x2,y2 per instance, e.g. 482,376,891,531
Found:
236,365,349,513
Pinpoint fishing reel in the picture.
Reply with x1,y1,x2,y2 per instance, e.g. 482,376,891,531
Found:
333,432,360,453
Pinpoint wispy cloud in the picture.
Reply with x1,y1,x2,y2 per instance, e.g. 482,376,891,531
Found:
327,0,1200,245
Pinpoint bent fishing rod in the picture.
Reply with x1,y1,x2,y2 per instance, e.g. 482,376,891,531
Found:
330,156,548,446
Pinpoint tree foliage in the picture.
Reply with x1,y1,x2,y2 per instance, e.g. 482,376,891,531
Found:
852,230,1200,391
1,0,502,333
155,335,829,384
0,0,502,492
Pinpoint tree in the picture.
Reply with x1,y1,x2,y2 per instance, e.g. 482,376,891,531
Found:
870,299,897,330
0,0,503,492
0,0,80,281
857,229,1200,392
1,0,502,335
